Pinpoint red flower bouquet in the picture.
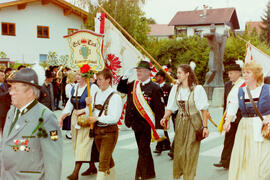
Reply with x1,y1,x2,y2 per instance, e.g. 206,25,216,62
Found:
80,64,93,78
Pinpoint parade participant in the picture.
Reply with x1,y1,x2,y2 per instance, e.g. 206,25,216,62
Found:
117,61,165,180
224,61,270,180
62,70,76,139
0,68,63,179
153,71,171,154
39,70,54,111
160,64,209,180
213,62,244,169
85,68,122,180
59,71,99,180
0,69,11,134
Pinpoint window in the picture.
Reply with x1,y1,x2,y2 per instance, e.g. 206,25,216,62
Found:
39,54,48,62
68,28,78,35
175,27,187,36
194,28,203,37
1,22,16,36
37,26,49,38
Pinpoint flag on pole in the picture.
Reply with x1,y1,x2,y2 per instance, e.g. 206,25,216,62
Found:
245,42,270,76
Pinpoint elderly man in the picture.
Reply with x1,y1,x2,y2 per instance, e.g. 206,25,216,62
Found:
0,68,63,180
117,61,165,180
213,62,244,169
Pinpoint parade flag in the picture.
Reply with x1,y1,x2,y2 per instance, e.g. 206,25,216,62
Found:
245,42,270,76
95,13,148,84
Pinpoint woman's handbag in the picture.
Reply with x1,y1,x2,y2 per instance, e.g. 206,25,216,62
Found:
246,86,270,140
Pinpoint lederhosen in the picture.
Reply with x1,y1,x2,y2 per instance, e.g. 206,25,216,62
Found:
93,92,118,172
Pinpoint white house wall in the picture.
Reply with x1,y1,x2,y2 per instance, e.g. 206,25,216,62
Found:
186,25,229,37
0,1,84,64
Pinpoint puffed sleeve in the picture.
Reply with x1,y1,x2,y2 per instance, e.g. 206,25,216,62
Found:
166,84,178,112
226,86,240,121
194,85,209,110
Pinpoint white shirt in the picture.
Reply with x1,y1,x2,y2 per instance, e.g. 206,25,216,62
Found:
65,83,76,99
86,87,122,124
167,84,209,112
159,82,165,88
62,83,99,115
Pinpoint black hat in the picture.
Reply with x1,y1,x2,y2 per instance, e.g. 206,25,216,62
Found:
45,69,53,78
156,71,165,78
227,63,241,72
136,61,151,70
7,68,42,89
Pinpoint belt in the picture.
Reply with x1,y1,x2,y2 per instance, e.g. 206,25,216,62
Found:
243,113,258,117
96,122,117,127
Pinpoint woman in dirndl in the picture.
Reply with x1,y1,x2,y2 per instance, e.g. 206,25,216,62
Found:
160,64,209,180
224,61,270,180
59,71,99,180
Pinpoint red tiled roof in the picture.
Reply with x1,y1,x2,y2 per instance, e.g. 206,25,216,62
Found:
245,21,264,33
169,7,239,29
148,24,174,36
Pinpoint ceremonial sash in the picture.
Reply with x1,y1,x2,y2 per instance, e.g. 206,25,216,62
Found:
133,80,159,140
218,78,246,133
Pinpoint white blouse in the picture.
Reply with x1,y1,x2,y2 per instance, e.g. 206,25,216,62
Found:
167,84,209,112
62,83,99,115
86,87,123,124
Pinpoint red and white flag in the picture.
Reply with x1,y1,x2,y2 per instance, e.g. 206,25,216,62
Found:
245,42,270,76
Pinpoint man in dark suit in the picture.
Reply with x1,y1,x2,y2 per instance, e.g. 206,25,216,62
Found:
213,63,243,169
39,70,55,111
153,71,171,154
0,69,11,134
117,61,165,180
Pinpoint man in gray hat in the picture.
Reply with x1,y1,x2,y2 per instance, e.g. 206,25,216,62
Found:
0,68,63,179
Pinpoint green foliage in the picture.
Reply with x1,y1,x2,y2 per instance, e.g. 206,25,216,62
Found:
84,0,150,46
0,51,7,58
46,51,72,67
260,0,270,46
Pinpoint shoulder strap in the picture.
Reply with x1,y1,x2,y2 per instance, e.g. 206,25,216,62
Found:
246,86,264,121
98,92,115,117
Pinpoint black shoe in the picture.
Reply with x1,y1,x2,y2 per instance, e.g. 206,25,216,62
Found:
213,162,224,168
153,149,162,154
162,145,171,151
65,134,72,139
81,166,97,176
168,151,173,159
67,173,78,180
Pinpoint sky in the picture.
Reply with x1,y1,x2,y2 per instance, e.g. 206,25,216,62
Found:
142,0,270,30
0,0,269,30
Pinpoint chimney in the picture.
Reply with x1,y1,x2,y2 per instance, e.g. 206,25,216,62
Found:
203,5,208,16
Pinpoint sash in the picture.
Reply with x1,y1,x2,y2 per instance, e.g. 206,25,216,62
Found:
133,80,159,140
218,78,246,133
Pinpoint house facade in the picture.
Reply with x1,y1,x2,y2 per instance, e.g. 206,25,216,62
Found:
169,7,240,37
0,0,88,64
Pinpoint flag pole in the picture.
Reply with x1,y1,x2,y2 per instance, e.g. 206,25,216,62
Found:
97,6,175,83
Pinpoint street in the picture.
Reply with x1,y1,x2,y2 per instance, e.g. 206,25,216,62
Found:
59,107,229,180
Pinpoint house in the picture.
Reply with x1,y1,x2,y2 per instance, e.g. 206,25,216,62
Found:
148,24,174,40
245,21,264,34
0,0,88,64
169,6,240,37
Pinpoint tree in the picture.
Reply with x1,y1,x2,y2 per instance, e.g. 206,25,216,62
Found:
261,0,270,46
72,0,150,47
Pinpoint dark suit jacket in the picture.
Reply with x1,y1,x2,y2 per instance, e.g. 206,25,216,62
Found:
160,83,172,106
117,78,165,130
0,82,11,130
224,81,242,123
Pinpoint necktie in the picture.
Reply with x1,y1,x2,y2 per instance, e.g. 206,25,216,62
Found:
8,109,20,136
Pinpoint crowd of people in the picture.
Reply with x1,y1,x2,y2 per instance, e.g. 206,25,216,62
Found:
0,60,270,180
